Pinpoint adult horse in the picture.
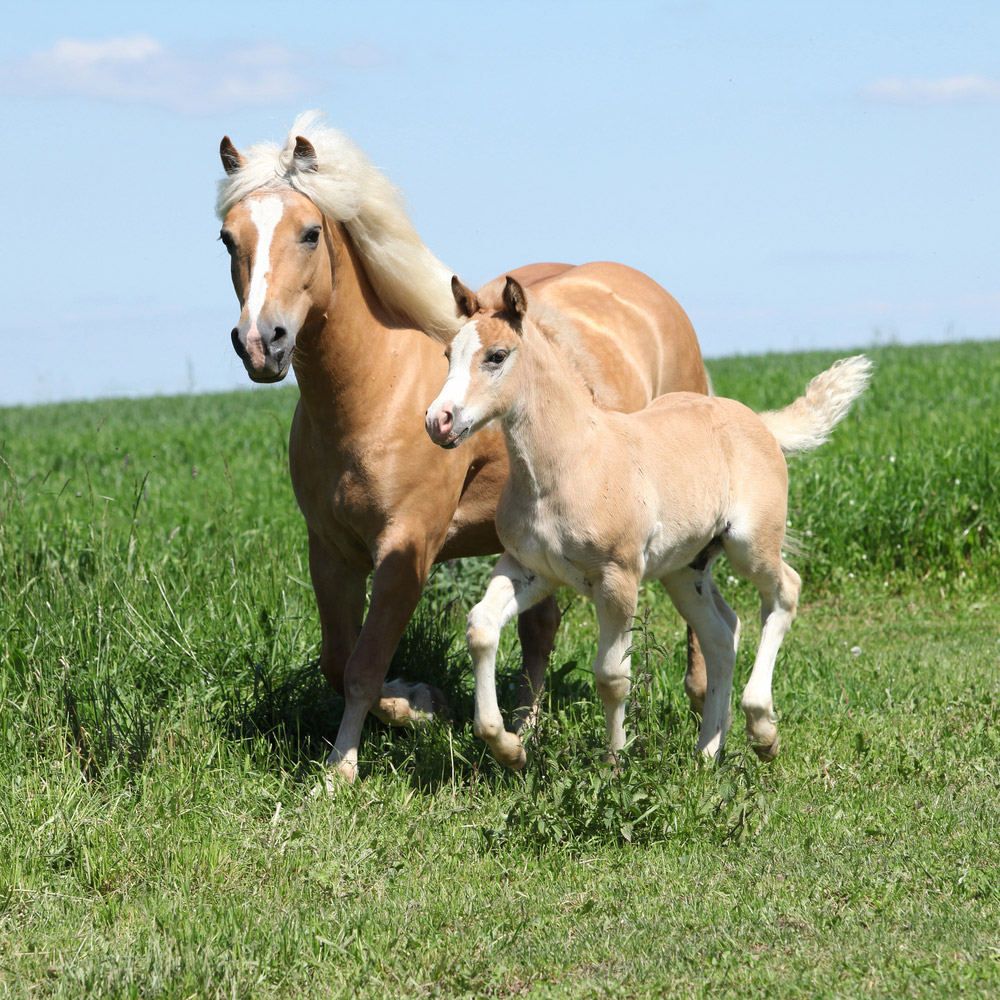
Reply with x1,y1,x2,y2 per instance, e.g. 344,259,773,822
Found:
216,112,711,781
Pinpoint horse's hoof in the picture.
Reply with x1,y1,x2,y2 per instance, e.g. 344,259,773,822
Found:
372,679,450,727
752,733,780,761
743,703,778,760
493,732,527,770
315,758,357,792
326,760,358,791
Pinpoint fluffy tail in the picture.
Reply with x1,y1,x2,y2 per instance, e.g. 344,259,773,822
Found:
758,355,872,455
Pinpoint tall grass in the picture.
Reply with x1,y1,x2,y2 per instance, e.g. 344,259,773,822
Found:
708,341,999,588
1,341,998,998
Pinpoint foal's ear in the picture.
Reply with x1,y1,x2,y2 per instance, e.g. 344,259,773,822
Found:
502,276,527,328
220,136,246,175
451,276,480,318
293,136,319,172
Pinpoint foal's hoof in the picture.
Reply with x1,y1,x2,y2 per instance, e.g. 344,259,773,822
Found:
492,732,527,771
752,733,781,762
371,679,450,728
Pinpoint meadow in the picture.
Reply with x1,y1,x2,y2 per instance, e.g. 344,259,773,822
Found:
1,340,998,998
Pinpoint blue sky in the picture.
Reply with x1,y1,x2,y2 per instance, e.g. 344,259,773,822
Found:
1,1,997,406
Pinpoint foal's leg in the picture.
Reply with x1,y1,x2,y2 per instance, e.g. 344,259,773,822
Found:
466,553,558,769
661,568,740,760
738,560,801,760
592,573,640,758
684,581,739,720
513,596,562,732
684,627,708,716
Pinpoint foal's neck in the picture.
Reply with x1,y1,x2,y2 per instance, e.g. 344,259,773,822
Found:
500,329,599,496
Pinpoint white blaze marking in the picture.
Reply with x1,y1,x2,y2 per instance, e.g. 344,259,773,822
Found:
247,195,284,326
437,320,482,409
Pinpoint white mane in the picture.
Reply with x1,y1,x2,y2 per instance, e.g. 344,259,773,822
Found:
215,111,461,340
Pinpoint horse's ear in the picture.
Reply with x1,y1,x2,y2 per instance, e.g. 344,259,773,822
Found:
220,136,246,175
502,276,527,329
293,136,319,172
451,276,480,318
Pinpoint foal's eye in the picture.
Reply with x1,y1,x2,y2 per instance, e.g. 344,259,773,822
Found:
485,349,509,367
219,230,235,253
302,226,322,247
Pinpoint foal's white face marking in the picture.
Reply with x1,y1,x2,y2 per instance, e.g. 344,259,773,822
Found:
441,320,483,407
424,320,487,447
247,194,285,327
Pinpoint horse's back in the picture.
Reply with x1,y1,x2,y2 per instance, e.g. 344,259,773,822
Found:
482,261,707,411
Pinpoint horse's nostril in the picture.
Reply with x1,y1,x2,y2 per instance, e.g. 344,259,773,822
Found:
273,326,287,342
231,328,240,347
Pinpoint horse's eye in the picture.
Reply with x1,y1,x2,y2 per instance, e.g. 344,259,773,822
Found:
219,230,235,253
486,349,508,366
302,226,321,247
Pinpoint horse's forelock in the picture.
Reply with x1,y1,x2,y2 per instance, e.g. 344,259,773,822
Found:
215,112,461,338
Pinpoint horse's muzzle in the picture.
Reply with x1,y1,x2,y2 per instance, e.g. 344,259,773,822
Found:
231,326,291,382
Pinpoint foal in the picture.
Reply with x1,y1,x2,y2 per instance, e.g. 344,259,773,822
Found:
426,276,871,767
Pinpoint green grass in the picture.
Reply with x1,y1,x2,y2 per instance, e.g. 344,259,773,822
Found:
1,341,998,998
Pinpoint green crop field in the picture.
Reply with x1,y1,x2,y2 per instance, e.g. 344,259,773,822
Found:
1,341,998,998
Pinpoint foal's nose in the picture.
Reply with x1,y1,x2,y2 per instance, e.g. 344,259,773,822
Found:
425,403,454,443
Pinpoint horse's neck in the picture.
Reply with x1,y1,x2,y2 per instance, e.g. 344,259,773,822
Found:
293,223,402,415
501,333,598,498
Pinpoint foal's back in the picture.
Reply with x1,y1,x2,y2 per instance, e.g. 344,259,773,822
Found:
616,391,787,488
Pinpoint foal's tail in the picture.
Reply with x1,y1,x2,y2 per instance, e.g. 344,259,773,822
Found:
758,355,872,455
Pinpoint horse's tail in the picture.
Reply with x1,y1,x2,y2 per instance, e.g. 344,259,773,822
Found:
758,355,872,456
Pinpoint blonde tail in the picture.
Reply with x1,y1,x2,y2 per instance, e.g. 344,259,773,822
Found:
759,355,872,455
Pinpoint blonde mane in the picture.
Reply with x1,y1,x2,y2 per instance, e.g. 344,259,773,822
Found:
215,111,461,339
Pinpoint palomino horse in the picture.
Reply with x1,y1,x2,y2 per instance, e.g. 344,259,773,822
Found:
426,276,871,766
216,112,711,780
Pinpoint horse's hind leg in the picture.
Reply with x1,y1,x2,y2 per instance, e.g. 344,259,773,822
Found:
684,627,708,716
513,595,562,733
661,568,740,760
739,560,801,760
467,554,557,769
686,579,740,722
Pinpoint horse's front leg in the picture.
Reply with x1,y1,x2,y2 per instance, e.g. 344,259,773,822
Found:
512,595,562,732
308,529,367,694
467,554,557,769
310,530,444,729
326,539,437,782
592,573,640,759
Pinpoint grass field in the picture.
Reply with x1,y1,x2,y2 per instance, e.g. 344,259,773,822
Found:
1,340,998,998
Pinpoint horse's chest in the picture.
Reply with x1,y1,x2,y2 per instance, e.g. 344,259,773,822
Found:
496,497,607,592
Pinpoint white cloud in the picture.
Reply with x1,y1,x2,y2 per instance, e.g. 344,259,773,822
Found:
0,34,314,114
862,74,1000,106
